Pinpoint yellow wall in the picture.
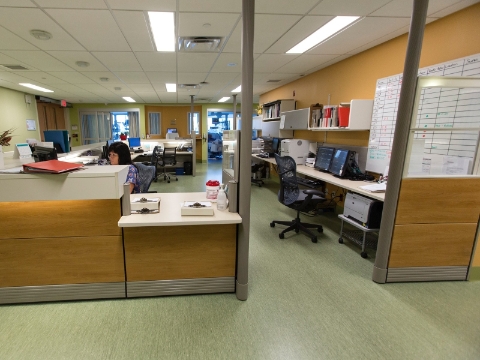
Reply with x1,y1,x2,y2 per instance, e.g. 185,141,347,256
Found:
0,87,40,151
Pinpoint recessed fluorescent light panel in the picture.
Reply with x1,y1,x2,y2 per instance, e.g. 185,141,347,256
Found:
122,97,136,103
231,86,241,93
19,83,53,93
218,97,230,103
148,12,175,52
287,16,359,54
166,83,177,92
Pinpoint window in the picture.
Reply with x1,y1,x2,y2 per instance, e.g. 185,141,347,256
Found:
79,111,112,145
188,112,200,135
149,112,161,135
112,112,129,140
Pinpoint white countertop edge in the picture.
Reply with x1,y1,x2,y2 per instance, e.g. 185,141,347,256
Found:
118,216,242,227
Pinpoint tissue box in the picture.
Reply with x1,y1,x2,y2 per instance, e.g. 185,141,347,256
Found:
131,197,160,212
181,201,214,216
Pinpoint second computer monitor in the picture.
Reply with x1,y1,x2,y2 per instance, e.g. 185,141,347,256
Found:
314,146,336,172
128,137,141,148
329,149,351,177
167,128,178,133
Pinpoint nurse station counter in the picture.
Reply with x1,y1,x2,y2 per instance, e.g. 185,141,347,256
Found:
0,159,242,304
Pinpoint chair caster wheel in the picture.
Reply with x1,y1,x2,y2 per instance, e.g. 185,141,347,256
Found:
270,222,275,227
338,238,343,243
176,178,178,181
311,236,317,243
295,228,299,233
317,227,323,233
279,233,284,239
167,180,170,183
361,252,368,258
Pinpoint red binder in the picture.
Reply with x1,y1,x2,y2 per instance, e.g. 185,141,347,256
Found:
22,160,84,174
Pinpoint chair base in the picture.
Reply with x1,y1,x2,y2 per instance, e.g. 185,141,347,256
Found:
251,178,264,187
155,171,178,184
270,216,323,243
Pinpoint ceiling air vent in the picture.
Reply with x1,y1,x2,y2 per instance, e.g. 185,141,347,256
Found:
178,84,202,91
1,64,29,70
178,37,223,52
267,79,281,83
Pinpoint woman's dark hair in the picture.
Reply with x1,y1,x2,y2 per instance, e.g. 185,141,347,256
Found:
108,142,132,165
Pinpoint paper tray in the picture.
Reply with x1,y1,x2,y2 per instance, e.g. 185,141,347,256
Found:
131,197,160,212
181,201,214,216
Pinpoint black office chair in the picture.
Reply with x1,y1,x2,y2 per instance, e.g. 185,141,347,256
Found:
251,162,264,187
133,162,156,193
158,147,178,183
270,154,325,243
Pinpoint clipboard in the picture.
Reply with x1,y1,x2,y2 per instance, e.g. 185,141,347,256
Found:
22,160,84,174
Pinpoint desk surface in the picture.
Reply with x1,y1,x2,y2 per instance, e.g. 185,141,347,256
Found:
118,192,242,227
252,154,385,202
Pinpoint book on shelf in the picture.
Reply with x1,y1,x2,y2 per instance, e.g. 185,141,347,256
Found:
22,160,84,174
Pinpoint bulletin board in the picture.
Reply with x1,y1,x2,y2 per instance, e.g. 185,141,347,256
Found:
366,53,480,174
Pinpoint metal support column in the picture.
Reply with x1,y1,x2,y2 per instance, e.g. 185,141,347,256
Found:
236,0,254,300
190,95,196,176
372,0,429,283
232,94,237,130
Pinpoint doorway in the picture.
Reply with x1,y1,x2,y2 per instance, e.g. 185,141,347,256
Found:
207,110,239,159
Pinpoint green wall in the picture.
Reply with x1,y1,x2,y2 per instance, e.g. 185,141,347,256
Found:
0,86,40,151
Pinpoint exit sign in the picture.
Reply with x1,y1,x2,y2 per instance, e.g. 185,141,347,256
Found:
60,99,67,107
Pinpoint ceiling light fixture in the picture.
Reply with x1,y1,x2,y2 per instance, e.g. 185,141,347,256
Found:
75,61,90,68
218,97,230,103
122,97,136,103
231,85,241,93
166,83,176,92
148,12,175,52
287,16,360,54
19,83,54,93
29,29,52,41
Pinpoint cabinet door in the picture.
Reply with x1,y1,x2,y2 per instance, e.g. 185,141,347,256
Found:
55,107,66,129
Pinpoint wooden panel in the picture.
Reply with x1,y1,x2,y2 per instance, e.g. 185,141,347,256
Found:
396,178,480,225
55,107,66,129
0,236,124,287
0,199,121,239
124,224,236,281
389,223,477,267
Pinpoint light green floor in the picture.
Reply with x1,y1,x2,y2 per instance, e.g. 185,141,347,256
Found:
1,162,479,359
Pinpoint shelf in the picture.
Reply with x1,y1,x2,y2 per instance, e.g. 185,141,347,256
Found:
310,127,369,131
262,117,281,122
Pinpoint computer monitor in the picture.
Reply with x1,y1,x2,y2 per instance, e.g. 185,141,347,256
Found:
314,146,336,172
128,137,141,148
167,128,178,133
33,145,58,162
329,149,351,177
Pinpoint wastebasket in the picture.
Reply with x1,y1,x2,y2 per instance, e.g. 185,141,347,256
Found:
184,161,192,175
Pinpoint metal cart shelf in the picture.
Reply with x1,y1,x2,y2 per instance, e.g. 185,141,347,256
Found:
338,214,379,258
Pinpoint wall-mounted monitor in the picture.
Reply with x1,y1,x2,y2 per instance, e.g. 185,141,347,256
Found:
329,149,351,177
128,137,141,148
314,146,336,172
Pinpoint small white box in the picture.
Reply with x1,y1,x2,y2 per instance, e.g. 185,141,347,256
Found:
181,201,214,216
131,197,160,212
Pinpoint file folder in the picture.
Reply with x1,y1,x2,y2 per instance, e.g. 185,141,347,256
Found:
22,160,84,174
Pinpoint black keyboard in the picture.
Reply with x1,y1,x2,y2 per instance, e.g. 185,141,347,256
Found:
296,177,322,188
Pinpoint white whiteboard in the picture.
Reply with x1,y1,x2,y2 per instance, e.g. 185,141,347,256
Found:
366,53,480,174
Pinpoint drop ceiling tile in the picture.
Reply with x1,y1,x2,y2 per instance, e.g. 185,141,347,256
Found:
46,51,108,71
370,0,465,17
80,71,124,84
0,27,37,51
210,53,241,73
256,0,320,14
158,94,179,102
11,71,68,85
276,54,338,73
308,17,411,55
177,72,208,84
45,9,131,51
145,72,176,84
265,16,333,54
115,72,150,84
113,11,154,52
204,72,239,86
108,0,176,11
136,52,177,72
179,0,241,13
0,0,34,7
0,53,38,70
34,0,107,8
0,71,32,83
310,0,392,16
49,84,97,94
92,52,143,71
428,0,480,17
254,54,299,73
177,52,218,72
2,51,74,71
44,71,96,84
178,12,240,37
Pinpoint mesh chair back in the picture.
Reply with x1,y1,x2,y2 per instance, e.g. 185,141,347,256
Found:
162,147,177,166
134,163,156,193
151,146,162,164
274,154,299,206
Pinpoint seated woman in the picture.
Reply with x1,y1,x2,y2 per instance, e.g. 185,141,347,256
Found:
108,142,140,194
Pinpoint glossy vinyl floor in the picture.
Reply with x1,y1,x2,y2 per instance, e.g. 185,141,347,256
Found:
1,161,479,360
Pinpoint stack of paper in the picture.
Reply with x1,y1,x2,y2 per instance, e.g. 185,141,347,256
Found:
359,183,387,193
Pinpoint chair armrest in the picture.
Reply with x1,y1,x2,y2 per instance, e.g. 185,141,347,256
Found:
303,189,325,198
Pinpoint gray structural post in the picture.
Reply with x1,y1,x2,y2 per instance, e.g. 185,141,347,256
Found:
236,0,254,300
372,0,429,283
190,95,196,176
232,94,237,130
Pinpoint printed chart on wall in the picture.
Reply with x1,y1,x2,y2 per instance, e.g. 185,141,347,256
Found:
366,53,480,174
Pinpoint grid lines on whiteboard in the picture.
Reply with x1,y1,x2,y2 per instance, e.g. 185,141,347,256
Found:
367,53,480,173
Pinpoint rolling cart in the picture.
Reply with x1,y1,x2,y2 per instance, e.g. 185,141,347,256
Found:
338,214,379,258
